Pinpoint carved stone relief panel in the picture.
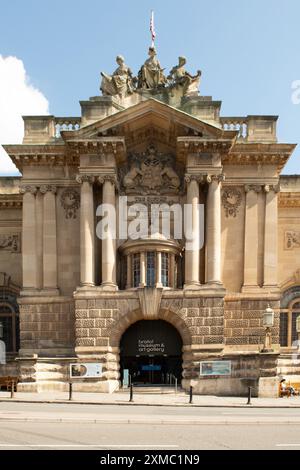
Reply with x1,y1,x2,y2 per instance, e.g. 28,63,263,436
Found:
285,231,300,250
60,189,80,219
0,234,21,253
119,145,182,196
222,187,242,218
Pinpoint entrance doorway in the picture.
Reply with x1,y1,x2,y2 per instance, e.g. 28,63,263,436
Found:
120,320,183,387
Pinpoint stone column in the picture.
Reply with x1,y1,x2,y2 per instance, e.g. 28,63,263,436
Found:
263,184,279,288
156,251,162,288
77,175,95,287
140,252,146,288
100,176,117,290
20,186,38,291
184,176,200,289
40,185,58,293
35,190,44,290
126,254,132,289
169,253,175,289
243,185,261,290
206,175,223,285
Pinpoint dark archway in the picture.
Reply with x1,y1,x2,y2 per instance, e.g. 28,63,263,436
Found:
120,320,183,387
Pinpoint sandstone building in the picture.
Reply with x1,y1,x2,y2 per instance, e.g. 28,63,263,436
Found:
0,50,299,396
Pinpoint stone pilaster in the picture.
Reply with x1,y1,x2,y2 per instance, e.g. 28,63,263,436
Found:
77,175,95,287
99,175,117,290
20,186,38,292
156,251,163,288
263,184,280,289
184,175,201,289
126,254,132,289
40,185,58,294
206,175,224,286
242,185,261,292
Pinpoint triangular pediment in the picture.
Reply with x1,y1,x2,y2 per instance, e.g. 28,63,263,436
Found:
61,98,236,153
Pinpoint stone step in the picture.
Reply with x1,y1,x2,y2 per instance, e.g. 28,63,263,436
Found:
119,386,183,394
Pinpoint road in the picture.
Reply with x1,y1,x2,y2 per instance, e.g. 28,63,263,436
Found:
0,402,300,450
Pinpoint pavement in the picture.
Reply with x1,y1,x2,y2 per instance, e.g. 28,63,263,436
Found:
1,403,300,449
1,389,300,408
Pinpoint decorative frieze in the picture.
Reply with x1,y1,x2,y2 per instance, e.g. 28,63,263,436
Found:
222,188,242,218
285,231,300,250
0,234,21,253
60,188,80,219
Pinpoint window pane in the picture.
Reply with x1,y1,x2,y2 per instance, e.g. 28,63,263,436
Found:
147,252,156,287
280,312,288,347
161,253,169,287
0,316,13,352
133,254,140,288
292,312,300,345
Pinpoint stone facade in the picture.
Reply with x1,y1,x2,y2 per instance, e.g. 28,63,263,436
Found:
0,51,300,397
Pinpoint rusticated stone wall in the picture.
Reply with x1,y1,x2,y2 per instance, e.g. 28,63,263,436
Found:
18,298,75,355
224,299,280,346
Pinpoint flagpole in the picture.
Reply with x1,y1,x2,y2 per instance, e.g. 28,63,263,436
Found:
150,10,155,48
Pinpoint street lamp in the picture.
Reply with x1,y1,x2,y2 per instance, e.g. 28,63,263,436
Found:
261,304,274,353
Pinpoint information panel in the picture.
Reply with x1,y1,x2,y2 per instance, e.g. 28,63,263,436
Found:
200,361,231,377
70,363,102,379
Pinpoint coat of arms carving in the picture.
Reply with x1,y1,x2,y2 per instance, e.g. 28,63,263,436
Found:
120,145,181,195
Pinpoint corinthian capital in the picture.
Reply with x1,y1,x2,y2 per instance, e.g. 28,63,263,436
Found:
245,184,262,194
76,175,95,185
40,185,57,195
264,183,281,194
207,174,225,184
97,175,117,186
19,185,37,195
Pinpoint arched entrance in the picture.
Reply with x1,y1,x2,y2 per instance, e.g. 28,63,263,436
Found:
120,320,183,386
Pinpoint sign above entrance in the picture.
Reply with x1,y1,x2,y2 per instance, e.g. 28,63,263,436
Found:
120,320,183,357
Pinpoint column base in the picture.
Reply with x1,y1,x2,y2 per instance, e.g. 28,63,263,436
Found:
100,282,118,292
184,282,201,291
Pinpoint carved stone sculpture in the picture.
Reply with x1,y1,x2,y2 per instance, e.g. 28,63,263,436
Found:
137,47,167,90
168,56,201,95
60,188,80,219
121,146,181,195
100,55,135,98
285,231,300,250
0,234,20,252
222,188,242,217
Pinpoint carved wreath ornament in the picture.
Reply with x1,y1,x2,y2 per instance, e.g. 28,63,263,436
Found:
222,188,242,218
60,189,80,219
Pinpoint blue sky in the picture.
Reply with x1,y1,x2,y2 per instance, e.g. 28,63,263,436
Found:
0,0,300,174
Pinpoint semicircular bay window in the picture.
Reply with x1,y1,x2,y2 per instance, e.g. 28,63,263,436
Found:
0,302,20,354
280,298,300,348
119,238,183,290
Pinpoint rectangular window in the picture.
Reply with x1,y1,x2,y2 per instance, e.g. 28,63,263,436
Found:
146,252,156,287
133,254,140,288
161,253,169,287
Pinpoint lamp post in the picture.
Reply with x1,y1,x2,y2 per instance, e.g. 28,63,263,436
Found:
296,316,300,349
261,304,275,353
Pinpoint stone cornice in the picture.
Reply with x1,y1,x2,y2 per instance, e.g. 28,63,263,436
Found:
177,137,235,161
3,144,78,172
222,143,297,173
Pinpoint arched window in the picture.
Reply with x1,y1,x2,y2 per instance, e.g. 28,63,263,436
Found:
280,287,300,348
0,302,20,354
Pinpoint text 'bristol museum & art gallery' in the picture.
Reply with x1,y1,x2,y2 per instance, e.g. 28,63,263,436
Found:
0,48,300,397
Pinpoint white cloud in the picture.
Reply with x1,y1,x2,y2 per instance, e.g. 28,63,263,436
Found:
0,55,49,175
